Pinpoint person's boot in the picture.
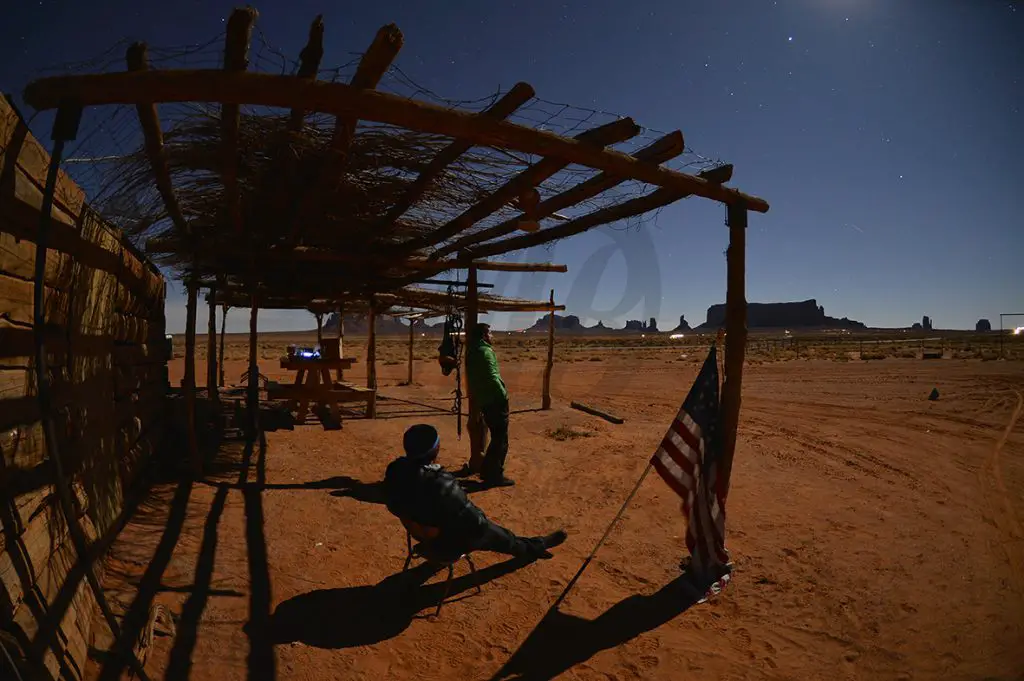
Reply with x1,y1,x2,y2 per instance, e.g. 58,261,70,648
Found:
482,475,515,488
523,529,568,560
542,529,568,551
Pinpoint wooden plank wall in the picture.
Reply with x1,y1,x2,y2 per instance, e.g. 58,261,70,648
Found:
0,96,167,680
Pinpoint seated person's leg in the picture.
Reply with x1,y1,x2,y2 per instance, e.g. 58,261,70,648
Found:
471,520,567,560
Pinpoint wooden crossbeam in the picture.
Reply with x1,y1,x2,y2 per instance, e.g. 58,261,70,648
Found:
23,69,769,211
332,24,403,150
375,82,535,231
211,284,562,314
399,116,641,252
222,8,258,235
471,261,567,273
464,187,686,260
145,237,568,277
288,23,403,243
434,131,685,257
124,43,190,236
289,15,325,130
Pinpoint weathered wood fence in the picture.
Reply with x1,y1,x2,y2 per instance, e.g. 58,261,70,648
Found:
1,96,167,680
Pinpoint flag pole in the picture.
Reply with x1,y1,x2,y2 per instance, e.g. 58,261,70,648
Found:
551,334,725,611
550,462,654,611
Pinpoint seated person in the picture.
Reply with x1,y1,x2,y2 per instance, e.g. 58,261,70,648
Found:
384,424,567,561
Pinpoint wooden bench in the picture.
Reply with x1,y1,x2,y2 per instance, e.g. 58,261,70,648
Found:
267,382,376,419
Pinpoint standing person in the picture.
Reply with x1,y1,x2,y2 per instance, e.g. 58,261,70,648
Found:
464,322,514,487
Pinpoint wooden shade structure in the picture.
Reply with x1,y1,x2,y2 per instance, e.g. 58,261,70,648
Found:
23,8,767,492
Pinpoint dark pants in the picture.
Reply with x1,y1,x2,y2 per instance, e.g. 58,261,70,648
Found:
480,399,510,480
470,520,544,558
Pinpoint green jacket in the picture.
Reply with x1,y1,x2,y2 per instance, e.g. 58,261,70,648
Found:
466,338,508,407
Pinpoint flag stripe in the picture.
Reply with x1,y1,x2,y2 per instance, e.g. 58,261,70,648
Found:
652,454,691,499
660,433,697,477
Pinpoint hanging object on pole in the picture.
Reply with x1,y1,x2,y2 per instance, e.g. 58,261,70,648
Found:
437,284,465,437
438,284,463,376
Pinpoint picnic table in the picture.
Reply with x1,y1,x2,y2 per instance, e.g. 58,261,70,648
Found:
269,356,375,422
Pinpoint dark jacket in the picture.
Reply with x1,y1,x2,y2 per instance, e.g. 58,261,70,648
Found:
384,457,489,553
466,337,508,408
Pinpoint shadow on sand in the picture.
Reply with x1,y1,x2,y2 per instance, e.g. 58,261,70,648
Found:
267,557,534,649
486,574,702,681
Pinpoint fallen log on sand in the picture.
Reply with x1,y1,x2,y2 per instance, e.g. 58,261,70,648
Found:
570,401,624,425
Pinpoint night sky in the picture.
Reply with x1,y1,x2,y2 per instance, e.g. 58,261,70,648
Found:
2,0,1021,332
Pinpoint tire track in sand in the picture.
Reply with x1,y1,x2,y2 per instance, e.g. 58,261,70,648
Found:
980,389,1024,590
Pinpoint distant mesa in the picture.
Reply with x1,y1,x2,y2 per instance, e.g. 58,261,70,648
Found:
323,312,415,336
911,315,933,332
524,314,658,334
671,315,692,333
623,318,658,332
696,299,865,331
324,299,865,336
976,318,992,332
528,313,587,332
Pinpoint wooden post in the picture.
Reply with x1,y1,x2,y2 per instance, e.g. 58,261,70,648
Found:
338,304,345,356
218,304,228,386
407,316,415,385
719,204,747,501
184,281,201,477
247,294,259,436
367,297,377,417
207,287,218,407
315,311,324,346
465,264,485,471
542,289,555,410
336,304,345,382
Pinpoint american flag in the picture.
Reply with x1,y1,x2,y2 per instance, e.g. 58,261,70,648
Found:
650,344,731,600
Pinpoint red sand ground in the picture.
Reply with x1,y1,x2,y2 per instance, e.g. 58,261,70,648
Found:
91,352,1024,681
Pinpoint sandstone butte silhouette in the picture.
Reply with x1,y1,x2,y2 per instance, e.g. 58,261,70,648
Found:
322,299,876,336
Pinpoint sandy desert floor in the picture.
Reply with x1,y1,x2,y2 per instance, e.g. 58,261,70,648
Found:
89,340,1024,681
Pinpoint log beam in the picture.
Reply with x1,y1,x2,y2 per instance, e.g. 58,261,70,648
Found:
222,8,258,235
376,83,535,230
435,132,686,256
289,24,403,243
289,15,325,130
471,261,567,273
124,44,191,236
405,117,641,252
146,237,570,276
465,187,685,261
332,24,403,150
23,69,770,211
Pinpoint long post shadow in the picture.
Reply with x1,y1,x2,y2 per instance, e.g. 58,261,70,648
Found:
97,479,194,681
486,574,703,681
163,484,229,681
243,430,275,681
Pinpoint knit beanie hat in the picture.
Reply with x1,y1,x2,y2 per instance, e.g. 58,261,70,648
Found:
403,424,440,462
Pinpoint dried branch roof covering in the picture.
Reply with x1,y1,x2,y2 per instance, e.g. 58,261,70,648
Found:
23,8,768,311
